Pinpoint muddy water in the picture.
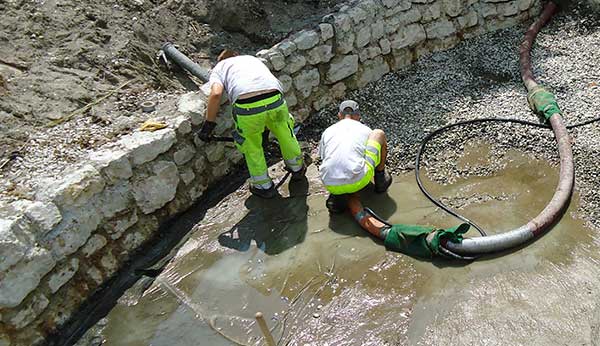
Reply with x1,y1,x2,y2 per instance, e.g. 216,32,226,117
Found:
98,145,600,346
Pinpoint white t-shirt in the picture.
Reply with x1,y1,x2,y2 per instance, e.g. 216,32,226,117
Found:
318,119,373,186
208,55,283,103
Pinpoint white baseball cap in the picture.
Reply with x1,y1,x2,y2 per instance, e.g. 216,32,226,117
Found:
339,100,360,115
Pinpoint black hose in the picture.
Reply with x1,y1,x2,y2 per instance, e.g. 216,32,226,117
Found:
415,115,600,236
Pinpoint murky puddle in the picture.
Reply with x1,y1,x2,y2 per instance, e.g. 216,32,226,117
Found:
97,144,599,346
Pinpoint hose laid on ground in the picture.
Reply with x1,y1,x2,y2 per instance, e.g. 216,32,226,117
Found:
161,42,211,82
419,1,577,255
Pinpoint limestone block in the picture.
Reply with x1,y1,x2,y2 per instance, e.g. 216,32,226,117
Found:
412,0,435,3
269,51,286,71
38,165,106,209
0,247,55,308
518,0,534,11
356,26,371,48
211,160,231,178
390,23,426,49
174,145,195,166
7,293,49,329
331,82,347,99
392,47,413,70
313,94,333,111
205,143,225,163
483,0,510,3
48,258,79,293
335,31,355,54
385,7,421,33
443,0,463,17
105,210,138,240
384,0,412,17
319,23,334,41
275,41,297,57
359,46,383,63
49,208,101,258
420,2,442,22
89,149,133,182
87,266,104,285
122,232,145,251
356,57,390,87
477,2,498,17
294,30,320,50
425,19,457,39
283,55,307,74
214,114,234,136
359,0,380,18
256,49,269,60
457,11,479,28
180,168,196,185
119,129,176,166
82,234,107,257
0,218,31,272
226,148,244,164
279,74,293,93
285,91,298,108
498,1,519,16
95,181,132,219
307,45,334,65
371,21,385,40
293,68,320,98
0,332,9,346
382,0,401,7
380,38,392,54
326,55,359,84
189,184,206,201
348,6,368,23
100,251,118,277
193,156,207,174
326,13,352,32
133,161,179,214
177,92,206,125
171,116,192,135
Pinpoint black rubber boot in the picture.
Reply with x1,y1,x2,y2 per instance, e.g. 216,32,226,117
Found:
250,184,277,199
374,169,392,193
289,164,306,181
326,194,347,214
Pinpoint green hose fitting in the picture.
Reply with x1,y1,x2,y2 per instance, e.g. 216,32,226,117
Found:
383,223,470,258
527,85,562,120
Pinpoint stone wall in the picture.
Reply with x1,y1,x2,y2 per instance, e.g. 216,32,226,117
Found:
258,0,541,122
0,0,541,344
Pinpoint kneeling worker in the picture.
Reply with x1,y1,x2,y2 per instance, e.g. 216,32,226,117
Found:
318,100,392,213
197,49,305,199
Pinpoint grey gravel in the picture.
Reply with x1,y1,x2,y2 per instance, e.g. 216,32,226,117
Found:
307,1,600,230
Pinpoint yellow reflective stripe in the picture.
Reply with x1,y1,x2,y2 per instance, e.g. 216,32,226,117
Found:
325,164,376,195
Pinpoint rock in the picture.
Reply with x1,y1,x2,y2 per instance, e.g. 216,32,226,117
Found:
283,55,307,74
392,47,413,70
49,208,102,258
285,91,298,108
386,7,421,33
89,149,133,182
105,210,138,240
121,232,145,251
356,56,390,87
483,0,510,3
355,26,371,48
313,94,333,111
457,11,479,28
294,30,320,50
384,0,412,17
0,247,56,308
331,82,347,99
0,332,10,346
477,2,498,17
326,55,359,83
173,145,195,166
327,12,352,32
171,116,192,135
443,0,463,17
269,51,286,71
100,251,119,277
382,0,401,7
498,1,519,16
348,6,368,23
133,161,179,214
7,293,49,329
119,129,176,166
205,143,225,163
274,40,297,57
380,38,392,54
177,92,206,125
420,2,442,22
180,168,196,185
48,258,79,293
518,0,534,11
0,217,35,272
82,234,107,257
95,181,132,219
307,45,334,65
425,19,457,39
38,165,106,209
335,31,355,54
194,156,207,173
293,68,320,98
371,21,385,40
319,23,334,41
279,74,293,93
211,160,230,178
390,23,426,49
87,266,104,285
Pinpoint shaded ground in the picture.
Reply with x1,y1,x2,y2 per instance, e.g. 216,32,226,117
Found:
0,0,345,203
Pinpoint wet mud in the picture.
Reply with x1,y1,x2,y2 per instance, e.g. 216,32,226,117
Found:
87,144,600,346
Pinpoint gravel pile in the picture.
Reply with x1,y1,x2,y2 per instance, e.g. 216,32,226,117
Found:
306,0,600,230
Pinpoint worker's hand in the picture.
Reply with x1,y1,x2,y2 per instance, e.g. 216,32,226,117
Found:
196,120,217,142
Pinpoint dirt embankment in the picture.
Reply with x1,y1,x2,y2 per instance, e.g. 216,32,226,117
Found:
0,0,343,202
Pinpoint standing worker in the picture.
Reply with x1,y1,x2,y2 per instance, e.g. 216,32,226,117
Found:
197,49,305,199
318,100,393,213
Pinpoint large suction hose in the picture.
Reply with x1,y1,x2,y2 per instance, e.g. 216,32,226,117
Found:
161,42,211,82
443,1,575,255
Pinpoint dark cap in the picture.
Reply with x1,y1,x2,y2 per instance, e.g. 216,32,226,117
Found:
339,100,359,115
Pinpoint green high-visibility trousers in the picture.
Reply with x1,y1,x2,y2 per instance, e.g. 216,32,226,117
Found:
232,93,303,188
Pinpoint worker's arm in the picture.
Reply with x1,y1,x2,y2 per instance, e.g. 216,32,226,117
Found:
197,82,224,141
